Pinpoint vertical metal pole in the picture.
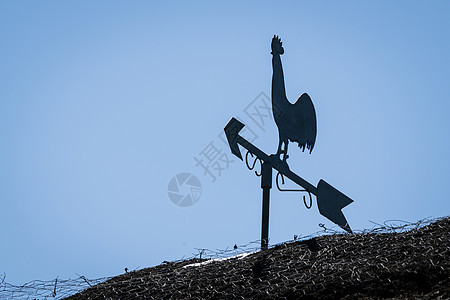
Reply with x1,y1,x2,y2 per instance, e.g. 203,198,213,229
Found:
261,161,272,250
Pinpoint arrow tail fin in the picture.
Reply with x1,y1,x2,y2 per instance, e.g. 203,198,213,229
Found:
224,118,245,160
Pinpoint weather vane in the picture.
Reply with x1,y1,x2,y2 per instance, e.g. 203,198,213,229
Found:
224,35,354,250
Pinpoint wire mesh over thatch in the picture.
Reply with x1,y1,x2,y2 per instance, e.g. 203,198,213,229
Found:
66,217,449,299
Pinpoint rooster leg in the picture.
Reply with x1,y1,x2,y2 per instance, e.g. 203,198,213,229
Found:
276,138,283,157
282,140,289,161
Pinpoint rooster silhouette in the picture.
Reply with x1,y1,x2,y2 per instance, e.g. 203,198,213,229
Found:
271,35,317,162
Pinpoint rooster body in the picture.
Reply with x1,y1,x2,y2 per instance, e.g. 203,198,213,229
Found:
271,36,317,162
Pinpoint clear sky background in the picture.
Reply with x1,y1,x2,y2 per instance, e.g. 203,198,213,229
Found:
1,1,449,285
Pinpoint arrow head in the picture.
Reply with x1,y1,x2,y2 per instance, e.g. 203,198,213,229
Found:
224,118,245,160
317,180,353,233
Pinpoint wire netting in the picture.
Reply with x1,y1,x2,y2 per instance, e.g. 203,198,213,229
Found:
0,274,111,300
1,217,448,299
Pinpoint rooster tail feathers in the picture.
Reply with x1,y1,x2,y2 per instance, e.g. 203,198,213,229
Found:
297,140,315,154
290,93,317,153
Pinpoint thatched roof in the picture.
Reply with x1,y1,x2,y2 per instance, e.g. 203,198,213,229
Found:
67,217,449,299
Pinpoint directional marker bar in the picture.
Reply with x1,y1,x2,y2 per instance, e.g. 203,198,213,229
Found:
225,117,353,233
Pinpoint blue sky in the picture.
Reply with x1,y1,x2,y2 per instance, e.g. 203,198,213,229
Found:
1,1,449,285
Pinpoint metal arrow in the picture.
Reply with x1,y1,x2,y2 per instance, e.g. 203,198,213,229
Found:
225,117,353,236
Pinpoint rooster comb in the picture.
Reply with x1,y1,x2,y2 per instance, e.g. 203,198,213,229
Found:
273,35,282,45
